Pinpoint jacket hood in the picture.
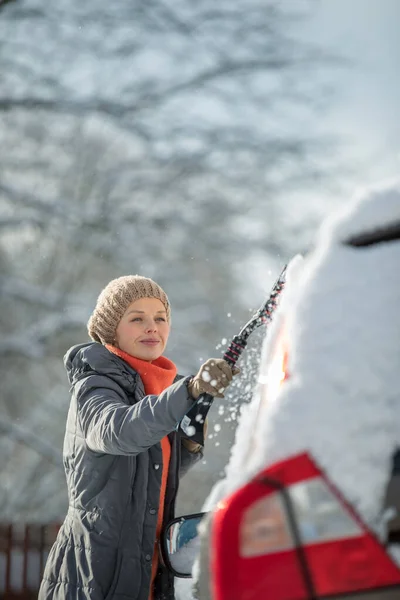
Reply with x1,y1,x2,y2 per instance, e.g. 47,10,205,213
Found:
64,341,138,389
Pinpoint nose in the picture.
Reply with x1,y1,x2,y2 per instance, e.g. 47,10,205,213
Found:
144,320,157,333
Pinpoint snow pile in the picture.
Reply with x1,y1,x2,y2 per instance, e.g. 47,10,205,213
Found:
175,577,196,600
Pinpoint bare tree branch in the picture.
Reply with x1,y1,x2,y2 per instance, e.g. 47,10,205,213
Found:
0,58,299,117
0,312,86,357
0,216,44,229
0,419,63,467
0,0,342,521
0,275,62,307
0,0,17,10
0,182,66,217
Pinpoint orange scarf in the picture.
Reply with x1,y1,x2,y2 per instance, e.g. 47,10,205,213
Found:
106,345,177,600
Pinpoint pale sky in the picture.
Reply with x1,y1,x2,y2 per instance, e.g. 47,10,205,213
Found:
306,0,400,183
242,0,399,304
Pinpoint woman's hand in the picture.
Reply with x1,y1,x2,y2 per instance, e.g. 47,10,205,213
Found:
188,358,240,400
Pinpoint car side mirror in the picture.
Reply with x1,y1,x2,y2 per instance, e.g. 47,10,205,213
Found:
161,512,207,578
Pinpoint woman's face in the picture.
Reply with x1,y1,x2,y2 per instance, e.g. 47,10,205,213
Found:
115,297,170,361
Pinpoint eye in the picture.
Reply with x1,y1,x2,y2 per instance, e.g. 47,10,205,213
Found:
131,317,142,322
156,317,166,322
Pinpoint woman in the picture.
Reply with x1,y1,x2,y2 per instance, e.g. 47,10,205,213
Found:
39,275,238,600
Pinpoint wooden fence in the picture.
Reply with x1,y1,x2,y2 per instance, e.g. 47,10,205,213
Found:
0,524,60,599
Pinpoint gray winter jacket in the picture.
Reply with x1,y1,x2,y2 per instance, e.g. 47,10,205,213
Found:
39,342,202,600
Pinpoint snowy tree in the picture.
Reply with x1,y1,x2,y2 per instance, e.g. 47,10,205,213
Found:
0,0,340,519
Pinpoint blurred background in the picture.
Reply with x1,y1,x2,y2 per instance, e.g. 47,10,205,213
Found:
0,0,399,529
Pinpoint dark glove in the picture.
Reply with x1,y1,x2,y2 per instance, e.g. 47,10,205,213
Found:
187,358,240,400
182,419,208,453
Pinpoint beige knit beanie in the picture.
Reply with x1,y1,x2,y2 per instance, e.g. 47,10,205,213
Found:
87,275,171,344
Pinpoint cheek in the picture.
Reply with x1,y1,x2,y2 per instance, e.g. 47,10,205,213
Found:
119,322,140,340
161,324,170,341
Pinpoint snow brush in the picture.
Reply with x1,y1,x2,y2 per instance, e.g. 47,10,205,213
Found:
177,263,288,446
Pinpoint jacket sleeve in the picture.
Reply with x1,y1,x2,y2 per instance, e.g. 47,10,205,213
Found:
75,373,194,456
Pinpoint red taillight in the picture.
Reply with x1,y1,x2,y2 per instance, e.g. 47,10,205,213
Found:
211,453,400,600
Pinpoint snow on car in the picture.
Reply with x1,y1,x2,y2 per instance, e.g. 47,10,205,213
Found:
167,178,400,599
221,178,400,539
